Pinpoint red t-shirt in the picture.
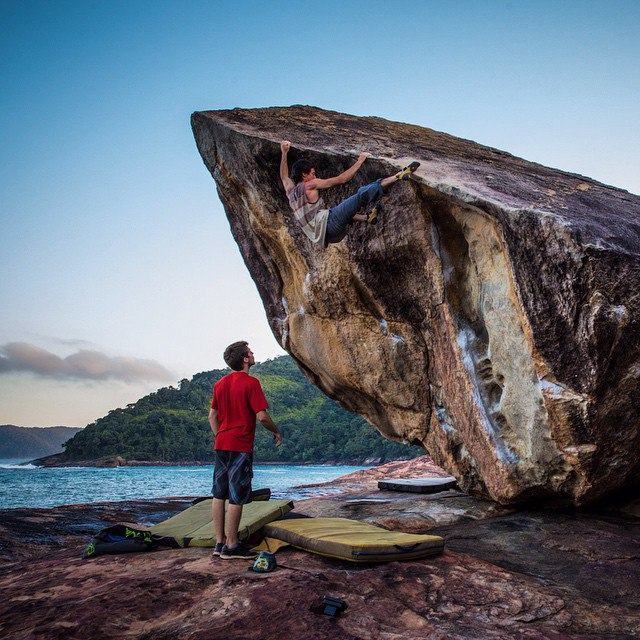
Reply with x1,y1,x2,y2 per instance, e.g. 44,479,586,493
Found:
211,371,269,453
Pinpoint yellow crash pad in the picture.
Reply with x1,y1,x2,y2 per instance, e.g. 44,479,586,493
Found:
150,498,293,548
263,517,444,562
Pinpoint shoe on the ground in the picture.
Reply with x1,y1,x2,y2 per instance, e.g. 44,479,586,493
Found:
220,543,257,560
396,161,420,180
367,204,380,225
212,542,224,556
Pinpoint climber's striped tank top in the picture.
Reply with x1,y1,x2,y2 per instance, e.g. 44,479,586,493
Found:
288,183,329,245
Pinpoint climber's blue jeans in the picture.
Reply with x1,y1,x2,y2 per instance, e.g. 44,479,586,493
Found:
325,180,383,243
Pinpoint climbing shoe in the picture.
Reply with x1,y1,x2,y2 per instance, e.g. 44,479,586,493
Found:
367,204,380,225
220,544,257,560
213,542,224,556
396,161,420,181
252,551,277,572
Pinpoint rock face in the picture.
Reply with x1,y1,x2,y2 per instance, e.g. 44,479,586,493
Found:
192,106,640,505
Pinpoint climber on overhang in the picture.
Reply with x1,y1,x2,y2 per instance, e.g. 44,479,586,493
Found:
279,140,419,246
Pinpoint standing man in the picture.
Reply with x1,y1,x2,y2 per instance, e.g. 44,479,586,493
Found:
280,140,419,245
208,341,282,560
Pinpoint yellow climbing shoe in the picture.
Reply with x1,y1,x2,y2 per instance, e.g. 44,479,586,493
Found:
396,161,420,181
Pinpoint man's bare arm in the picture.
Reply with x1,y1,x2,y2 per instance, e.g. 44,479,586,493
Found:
256,410,283,447
307,152,370,190
280,140,295,195
208,408,218,436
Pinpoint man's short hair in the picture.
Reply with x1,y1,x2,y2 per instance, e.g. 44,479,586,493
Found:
223,341,249,371
291,159,314,184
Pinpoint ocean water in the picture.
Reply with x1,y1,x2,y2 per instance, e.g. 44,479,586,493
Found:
0,460,368,509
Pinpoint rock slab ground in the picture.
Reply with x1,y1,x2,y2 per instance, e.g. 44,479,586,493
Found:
0,458,638,639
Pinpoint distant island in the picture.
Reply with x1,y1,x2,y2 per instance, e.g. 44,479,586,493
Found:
49,356,421,466
0,425,82,459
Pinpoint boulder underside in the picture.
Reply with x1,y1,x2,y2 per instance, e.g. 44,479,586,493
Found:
192,106,640,505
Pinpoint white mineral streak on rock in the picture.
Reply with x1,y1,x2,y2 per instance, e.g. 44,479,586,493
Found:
390,334,405,347
302,272,311,297
539,378,566,395
612,305,627,320
456,328,518,466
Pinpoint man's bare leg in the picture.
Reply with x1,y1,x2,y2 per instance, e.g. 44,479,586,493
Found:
224,503,244,548
380,175,398,189
212,498,226,545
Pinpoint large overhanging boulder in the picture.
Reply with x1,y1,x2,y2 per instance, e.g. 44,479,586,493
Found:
192,106,640,506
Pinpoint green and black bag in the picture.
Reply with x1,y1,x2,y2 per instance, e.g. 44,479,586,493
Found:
82,524,178,559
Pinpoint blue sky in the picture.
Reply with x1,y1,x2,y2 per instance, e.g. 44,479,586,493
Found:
1,0,638,426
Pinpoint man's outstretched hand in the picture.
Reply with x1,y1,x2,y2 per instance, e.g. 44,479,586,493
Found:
358,152,371,163
281,140,291,153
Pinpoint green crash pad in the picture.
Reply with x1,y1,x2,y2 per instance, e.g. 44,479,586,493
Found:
263,517,444,563
150,498,293,548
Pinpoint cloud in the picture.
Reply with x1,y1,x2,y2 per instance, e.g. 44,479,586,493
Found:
47,337,97,349
0,342,174,383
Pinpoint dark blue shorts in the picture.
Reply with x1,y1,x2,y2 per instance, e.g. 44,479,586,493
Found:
212,450,253,505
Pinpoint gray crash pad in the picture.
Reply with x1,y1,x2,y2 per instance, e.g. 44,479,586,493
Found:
378,477,458,493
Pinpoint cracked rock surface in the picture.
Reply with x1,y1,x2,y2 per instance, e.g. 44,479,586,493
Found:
1,459,638,640
192,106,640,506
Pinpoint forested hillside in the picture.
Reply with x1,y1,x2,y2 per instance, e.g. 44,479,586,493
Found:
61,356,421,464
0,425,82,459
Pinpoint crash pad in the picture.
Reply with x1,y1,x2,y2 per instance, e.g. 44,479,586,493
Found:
150,498,293,547
263,517,444,562
378,476,458,493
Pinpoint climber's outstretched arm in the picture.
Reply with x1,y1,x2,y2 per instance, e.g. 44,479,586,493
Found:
280,140,295,195
307,152,370,190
